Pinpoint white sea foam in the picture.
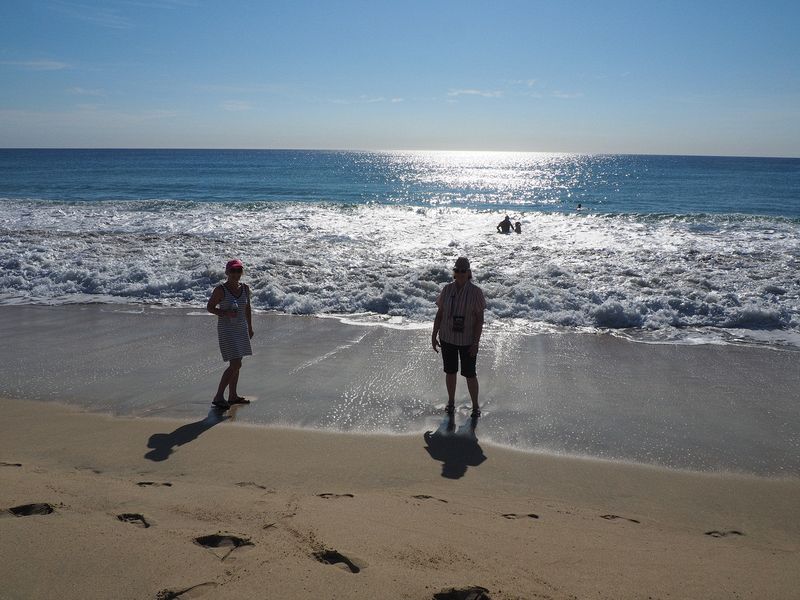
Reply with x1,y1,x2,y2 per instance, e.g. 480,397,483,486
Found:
2,199,799,347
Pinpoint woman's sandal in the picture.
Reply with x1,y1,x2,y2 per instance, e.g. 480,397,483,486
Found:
229,396,251,405
470,408,481,418
445,403,455,416
212,398,230,410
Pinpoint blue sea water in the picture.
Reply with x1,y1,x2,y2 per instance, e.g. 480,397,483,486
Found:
1,149,799,215
1,149,799,347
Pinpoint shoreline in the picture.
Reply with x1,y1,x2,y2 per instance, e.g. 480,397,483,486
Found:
7,298,800,351
2,304,798,476
1,396,799,599
18,394,798,483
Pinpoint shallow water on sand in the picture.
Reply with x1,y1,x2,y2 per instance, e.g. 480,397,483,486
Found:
2,305,798,476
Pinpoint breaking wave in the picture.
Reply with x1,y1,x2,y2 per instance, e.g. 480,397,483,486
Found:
1,199,799,347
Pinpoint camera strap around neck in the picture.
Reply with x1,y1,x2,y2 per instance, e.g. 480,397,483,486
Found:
451,282,469,316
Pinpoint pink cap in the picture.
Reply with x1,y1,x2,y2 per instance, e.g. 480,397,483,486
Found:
226,259,244,271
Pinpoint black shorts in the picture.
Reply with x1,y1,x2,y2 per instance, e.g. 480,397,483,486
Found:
441,340,477,378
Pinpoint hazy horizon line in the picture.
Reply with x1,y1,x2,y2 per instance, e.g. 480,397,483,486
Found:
1,146,799,160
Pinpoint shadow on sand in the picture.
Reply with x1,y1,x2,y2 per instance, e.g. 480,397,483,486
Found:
424,416,487,479
145,408,228,462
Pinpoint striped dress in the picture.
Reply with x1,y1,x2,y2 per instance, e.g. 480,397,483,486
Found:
216,283,252,362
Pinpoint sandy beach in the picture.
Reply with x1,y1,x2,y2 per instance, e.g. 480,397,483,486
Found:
1,305,799,599
3,0,800,596
2,398,799,600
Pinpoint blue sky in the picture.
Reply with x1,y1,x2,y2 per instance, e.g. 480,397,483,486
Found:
1,1,798,156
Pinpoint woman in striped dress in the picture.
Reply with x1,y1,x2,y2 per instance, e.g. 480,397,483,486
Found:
206,259,254,410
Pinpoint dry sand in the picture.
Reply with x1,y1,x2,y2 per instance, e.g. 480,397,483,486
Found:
2,396,799,600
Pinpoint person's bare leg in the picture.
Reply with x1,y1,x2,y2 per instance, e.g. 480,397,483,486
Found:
445,373,457,406
466,376,479,411
214,362,236,402
227,359,242,400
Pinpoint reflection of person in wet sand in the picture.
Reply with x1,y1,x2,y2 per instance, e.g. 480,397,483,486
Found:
431,256,486,419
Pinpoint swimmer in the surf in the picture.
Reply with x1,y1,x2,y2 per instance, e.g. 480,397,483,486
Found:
497,215,513,233
514,222,522,234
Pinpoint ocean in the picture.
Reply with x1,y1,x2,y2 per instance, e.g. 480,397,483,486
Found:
1,149,799,348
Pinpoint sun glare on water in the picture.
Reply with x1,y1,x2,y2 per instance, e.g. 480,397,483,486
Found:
377,150,593,208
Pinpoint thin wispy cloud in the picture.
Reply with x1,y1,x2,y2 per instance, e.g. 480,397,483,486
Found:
0,107,178,122
196,84,261,94
118,0,198,8
578,71,632,82
73,106,179,121
326,95,403,105
510,79,538,87
134,109,178,120
0,60,71,71
74,103,103,111
49,0,196,29
552,91,583,99
448,89,504,98
68,86,106,96
49,1,134,29
222,100,254,111
194,82,294,96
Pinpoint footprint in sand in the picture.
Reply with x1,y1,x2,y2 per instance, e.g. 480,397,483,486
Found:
5,503,55,517
194,534,253,561
433,586,492,600
601,514,640,524
317,493,354,499
137,481,173,487
76,466,103,474
155,582,218,599
412,495,448,503
1,461,22,467
705,530,744,538
235,481,268,490
117,513,151,528
313,549,362,573
502,513,539,520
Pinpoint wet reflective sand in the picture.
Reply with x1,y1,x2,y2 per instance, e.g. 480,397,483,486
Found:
1,304,797,475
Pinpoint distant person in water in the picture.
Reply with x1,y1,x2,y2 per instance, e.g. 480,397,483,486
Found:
497,215,513,233
514,221,522,234
576,203,582,211
431,256,486,419
206,259,254,410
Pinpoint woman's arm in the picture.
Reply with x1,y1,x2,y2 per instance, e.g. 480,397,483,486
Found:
245,285,254,338
206,286,225,316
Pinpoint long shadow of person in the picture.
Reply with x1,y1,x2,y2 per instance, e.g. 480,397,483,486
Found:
145,408,228,462
424,415,487,479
